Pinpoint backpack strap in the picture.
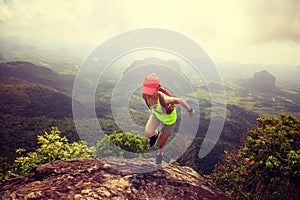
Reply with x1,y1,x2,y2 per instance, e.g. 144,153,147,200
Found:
159,91,175,114
142,94,151,109
143,92,174,114
158,87,171,96
158,92,167,108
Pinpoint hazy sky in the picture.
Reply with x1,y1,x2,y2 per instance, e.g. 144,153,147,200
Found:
0,0,300,65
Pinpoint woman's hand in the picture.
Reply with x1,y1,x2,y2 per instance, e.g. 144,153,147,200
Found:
187,108,195,117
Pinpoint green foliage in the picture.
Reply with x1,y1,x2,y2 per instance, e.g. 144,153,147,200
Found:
0,157,12,181
169,159,179,165
96,132,150,158
208,114,300,200
7,127,94,179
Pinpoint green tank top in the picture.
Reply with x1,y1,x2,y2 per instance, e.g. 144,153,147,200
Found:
151,93,177,125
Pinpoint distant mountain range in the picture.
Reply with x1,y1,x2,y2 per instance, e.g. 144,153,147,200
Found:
0,61,74,92
0,60,298,175
217,62,300,89
0,52,4,61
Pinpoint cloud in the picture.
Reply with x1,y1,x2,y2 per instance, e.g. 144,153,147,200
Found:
0,0,13,22
0,0,299,65
0,0,129,45
244,0,300,43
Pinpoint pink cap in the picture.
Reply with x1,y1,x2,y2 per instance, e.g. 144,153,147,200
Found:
142,73,160,95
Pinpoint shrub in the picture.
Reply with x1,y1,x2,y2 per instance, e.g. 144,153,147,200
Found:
0,157,11,181
208,114,300,200
9,127,94,177
96,132,150,158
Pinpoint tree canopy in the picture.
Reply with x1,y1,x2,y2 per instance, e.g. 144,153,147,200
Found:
208,114,300,200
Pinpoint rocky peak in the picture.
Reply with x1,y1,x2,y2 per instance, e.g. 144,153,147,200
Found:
0,158,232,200
251,70,278,93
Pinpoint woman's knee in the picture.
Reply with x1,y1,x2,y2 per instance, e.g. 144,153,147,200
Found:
144,128,155,138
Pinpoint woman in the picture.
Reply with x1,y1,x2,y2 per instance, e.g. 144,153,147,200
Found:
142,73,195,164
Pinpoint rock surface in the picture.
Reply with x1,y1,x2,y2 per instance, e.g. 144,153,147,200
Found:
0,157,232,200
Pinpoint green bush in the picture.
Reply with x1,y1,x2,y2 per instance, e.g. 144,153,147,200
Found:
8,127,94,178
96,132,150,158
208,114,300,200
0,157,12,181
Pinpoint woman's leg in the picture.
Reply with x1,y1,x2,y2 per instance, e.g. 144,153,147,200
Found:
157,123,175,155
144,114,160,138
157,133,170,155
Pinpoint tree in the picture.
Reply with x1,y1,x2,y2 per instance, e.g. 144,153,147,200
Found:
208,114,300,200
8,127,94,178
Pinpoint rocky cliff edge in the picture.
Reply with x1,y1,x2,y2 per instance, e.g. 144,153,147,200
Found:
0,157,232,200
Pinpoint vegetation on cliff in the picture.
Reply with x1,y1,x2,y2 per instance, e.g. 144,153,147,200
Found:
208,114,300,200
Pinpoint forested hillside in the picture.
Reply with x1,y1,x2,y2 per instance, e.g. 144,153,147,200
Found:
0,62,81,163
0,60,299,177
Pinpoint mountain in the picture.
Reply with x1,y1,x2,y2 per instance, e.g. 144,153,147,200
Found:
0,36,35,54
0,158,232,200
0,61,74,92
123,57,192,93
0,61,88,163
0,52,4,61
0,60,261,174
0,77,71,118
251,70,279,94
238,70,280,95
1,59,296,179
217,62,300,88
233,70,300,118
0,61,91,119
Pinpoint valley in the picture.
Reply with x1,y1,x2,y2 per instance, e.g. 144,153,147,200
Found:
0,55,299,174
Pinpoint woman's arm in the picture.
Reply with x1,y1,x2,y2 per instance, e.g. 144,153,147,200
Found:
164,95,195,117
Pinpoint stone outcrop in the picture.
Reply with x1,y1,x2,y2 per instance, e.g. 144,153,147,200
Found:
0,157,232,200
251,70,278,93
